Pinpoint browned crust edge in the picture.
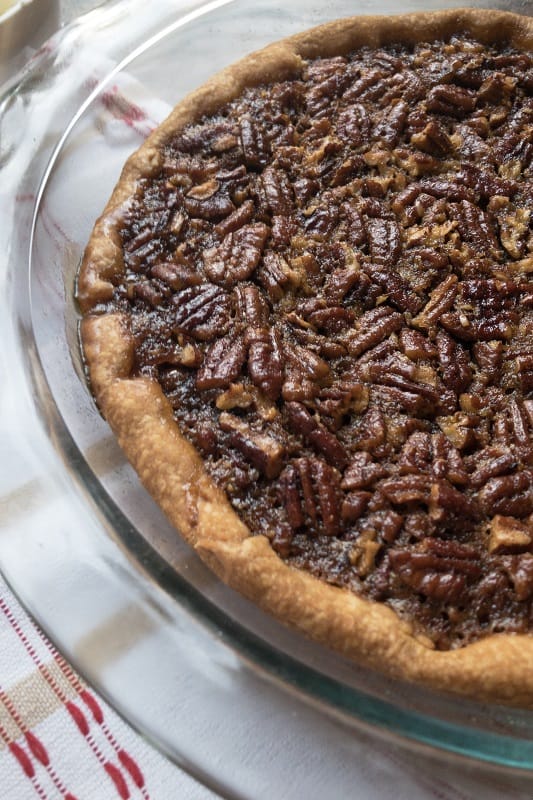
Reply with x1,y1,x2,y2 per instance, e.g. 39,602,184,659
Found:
78,9,533,707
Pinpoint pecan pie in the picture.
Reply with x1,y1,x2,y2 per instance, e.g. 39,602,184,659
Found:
77,9,533,705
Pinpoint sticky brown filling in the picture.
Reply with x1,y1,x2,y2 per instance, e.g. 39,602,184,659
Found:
95,34,533,650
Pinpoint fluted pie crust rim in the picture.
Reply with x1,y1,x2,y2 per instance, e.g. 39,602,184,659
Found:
78,8,533,707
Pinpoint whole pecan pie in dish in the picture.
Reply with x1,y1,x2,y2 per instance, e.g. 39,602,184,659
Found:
77,8,533,705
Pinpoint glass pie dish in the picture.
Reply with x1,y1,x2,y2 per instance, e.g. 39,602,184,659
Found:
1,0,533,796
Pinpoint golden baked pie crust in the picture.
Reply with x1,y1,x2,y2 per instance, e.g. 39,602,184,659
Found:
78,9,533,706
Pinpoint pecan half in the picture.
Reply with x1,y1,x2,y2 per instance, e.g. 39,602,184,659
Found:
183,187,235,221
151,261,203,290
341,453,389,490
390,539,480,603
240,116,270,167
346,307,403,357
286,401,349,469
282,342,331,401
436,330,472,394
366,218,402,266
478,471,533,517
248,329,284,401
398,431,468,486
203,223,270,287
214,199,255,237
278,458,342,536
172,284,231,340
412,274,458,329
260,166,294,216
363,262,423,313
426,84,477,117
196,332,247,390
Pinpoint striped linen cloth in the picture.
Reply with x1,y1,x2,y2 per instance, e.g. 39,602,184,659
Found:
0,576,217,800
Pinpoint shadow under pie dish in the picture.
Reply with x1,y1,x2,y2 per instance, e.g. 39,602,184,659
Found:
76,7,533,707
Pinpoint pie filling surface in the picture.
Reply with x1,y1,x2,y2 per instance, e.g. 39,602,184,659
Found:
88,33,533,651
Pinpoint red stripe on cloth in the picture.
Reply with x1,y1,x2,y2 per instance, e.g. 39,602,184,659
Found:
9,742,34,779
0,684,50,767
80,689,104,724
66,702,90,737
1,726,49,800
119,749,145,789
25,732,49,767
82,693,149,799
0,597,136,799
105,761,131,800
100,85,157,138
7,742,54,800
26,624,150,800
101,85,147,122
0,681,75,798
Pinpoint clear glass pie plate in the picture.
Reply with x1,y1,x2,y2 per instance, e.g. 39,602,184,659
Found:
2,0,533,796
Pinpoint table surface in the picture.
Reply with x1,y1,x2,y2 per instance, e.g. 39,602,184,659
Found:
61,0,103,21
3,3,533,798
